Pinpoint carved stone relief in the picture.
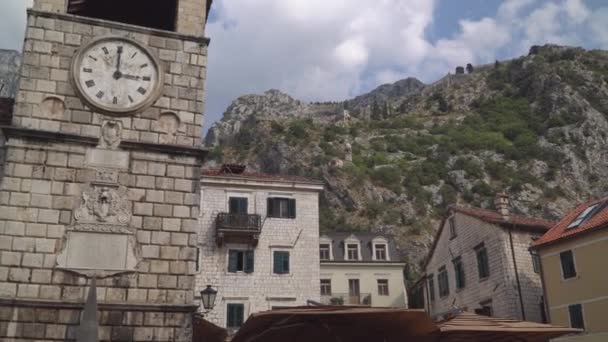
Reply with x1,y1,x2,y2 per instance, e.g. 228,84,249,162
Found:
158,112,181,144
40,96,66,120
74,184,131,226
99,120,122,149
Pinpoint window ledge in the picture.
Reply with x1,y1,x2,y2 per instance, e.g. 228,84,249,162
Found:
562,275,580,282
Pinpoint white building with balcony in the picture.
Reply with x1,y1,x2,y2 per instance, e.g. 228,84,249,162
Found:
197,164,323,331
319,232,408,308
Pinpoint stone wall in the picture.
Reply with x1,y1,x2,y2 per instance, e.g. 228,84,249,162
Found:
0,305,192,341
424,212,545,322
0,3,210,341
197,180,321,329
15,10,207,147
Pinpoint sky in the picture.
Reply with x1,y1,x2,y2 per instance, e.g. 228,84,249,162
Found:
1,0,608,132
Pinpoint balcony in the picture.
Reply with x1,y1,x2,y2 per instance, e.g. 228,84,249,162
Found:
215,213,262,247
320,293,372,306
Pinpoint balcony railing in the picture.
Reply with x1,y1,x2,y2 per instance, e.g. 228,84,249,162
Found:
215,213,262,247
320,293,372,306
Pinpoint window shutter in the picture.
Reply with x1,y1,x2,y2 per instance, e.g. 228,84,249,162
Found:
273,252,281,274
229,198,238,214
227,305,235,327
228,250,238,273
267,198,274,217
240,198,248,214
283,252,290,273
288,199,296,218
236,305,244,326
245,251,254,273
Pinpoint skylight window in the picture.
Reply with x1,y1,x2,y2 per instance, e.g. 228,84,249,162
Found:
567,204,598,229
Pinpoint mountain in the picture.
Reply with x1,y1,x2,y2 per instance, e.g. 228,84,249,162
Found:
205,45,608,282
0,50,21,98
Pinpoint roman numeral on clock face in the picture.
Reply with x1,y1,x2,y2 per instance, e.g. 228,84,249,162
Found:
96,91,104,99
113,97,118,105
102,47,109,54
85,80,95,88
137,87,147,95
143,76,151,81
83,68,93,73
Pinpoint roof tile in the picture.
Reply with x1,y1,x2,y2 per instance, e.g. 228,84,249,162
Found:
532,197,608,248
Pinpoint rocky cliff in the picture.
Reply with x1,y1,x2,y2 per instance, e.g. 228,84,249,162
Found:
205,45,608,281
0,50,21,98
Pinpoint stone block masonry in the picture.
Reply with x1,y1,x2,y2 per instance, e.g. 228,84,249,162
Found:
0,0,211,340
15,10,208,148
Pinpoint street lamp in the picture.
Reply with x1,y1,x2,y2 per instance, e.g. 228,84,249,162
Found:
200,285,217,311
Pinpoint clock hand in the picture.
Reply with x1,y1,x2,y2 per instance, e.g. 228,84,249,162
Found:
122,74,141,80
113,46,123,80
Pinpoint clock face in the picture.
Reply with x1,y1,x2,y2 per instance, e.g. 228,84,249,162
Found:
72,37,163,115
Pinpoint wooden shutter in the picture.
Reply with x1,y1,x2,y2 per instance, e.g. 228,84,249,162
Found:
283,252,290,273
273,252,281,274
244,251,254,273
267,198,275,217
235,304,244,326
228,250,238,273
230,198,247,215
288,199,296,218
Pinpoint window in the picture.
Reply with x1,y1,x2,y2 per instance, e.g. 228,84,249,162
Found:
320,279,332,296
475,244,490,279
320,244,331,260
377,279,389,296
560,250,577,279
273,251,290,274
427,275,435,302
452,257,465,289
348,279,360,297
374,244,387,260
229,197,248,215
346,244,359,260
449,216,457,239
438,267,449,297
475,300,493,317
228,250,254,273
267,198,296,219
68,0,178,32
531,252,541,274
568,304,585,329
567,204,598,229
226,303,245,328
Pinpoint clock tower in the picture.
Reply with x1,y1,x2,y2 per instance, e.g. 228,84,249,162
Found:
0,0,212,341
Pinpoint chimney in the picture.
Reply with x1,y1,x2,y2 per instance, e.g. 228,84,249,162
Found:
494,192,510,221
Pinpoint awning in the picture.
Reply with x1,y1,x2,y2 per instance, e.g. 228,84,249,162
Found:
437,312,582,342
231,306,439,342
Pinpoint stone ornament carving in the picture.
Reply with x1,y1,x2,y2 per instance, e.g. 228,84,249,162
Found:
95,168,119,183
158,112,180,144
99,120,122,149
74,185,130,226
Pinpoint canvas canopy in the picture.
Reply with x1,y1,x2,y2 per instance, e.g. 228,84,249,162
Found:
229,307,582,342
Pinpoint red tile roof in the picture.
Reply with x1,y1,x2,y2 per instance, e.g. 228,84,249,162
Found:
201,168,323,185
450,206,555,232
532,197,608,249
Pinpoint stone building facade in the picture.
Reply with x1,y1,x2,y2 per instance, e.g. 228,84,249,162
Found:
0,0,212,341
197,166,323,331
319,232,407,308
421,195,554,323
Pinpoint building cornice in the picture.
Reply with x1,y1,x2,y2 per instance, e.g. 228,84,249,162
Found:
27,9,211,45
0,298,198,312
320,261,405,267
1,126,208,159
200,177,324,192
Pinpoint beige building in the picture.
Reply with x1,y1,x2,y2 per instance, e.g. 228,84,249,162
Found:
319,232,407,308
421,194,554,322
531,197,608,341
197,165,323,331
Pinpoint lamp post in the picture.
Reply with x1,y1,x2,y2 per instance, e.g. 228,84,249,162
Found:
200,285,217,314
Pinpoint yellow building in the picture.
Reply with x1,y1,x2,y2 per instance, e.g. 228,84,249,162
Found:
532,198,608,341
319,233,407,308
